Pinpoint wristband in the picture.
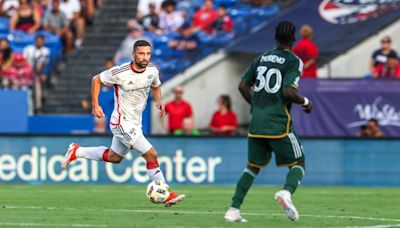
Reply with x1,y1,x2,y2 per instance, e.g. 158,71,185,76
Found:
302,97,309,106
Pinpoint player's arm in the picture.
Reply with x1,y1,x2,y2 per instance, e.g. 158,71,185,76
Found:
283,58,312,113
151,86,165,117
91,75,105,118
239,56,260,104
238,81,253,104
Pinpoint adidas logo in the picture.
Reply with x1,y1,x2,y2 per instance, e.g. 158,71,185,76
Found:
128,81,134,85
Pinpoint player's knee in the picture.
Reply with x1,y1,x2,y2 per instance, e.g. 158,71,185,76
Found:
290,161,305,170
110,156,123,164
246,165,260,175
142,147,158,161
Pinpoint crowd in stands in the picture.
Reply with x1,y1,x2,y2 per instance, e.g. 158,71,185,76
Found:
0,0,99,113
162,85,238,136
116,0,284,80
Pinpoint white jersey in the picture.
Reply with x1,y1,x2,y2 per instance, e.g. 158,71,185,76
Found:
99,62,161,128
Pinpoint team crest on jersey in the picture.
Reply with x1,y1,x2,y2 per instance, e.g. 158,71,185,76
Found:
319,0,400,24
128,81,134,85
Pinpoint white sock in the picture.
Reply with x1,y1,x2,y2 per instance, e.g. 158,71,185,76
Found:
76,146,108,161
147,161,167,186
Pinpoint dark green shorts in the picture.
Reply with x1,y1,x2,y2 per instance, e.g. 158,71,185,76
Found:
248,133,305,168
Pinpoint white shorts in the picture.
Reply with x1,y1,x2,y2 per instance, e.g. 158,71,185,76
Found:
110,124,153,157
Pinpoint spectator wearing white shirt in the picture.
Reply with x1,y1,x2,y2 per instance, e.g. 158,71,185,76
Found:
23,34,50,113
136,0,163,19
59,0,85,48
159,0,184,34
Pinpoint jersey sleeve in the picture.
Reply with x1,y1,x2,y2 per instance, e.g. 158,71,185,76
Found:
241,55,261,84
99,66,118,85
151,68,161,87
283,57,303,89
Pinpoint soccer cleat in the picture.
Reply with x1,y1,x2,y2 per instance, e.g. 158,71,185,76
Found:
62,143,79,169
164,192,185,207
224,207,247,222
275,190,299,221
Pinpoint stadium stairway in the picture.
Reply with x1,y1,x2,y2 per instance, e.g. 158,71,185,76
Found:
42,0,137,114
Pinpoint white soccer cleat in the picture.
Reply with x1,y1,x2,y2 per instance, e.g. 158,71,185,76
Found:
275,190,299,221
224,207,247,223
62,143,79,169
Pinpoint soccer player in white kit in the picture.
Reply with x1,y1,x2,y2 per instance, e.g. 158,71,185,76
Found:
62,40,185,207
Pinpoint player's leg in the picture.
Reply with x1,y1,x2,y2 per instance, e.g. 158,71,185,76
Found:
225,137,272,222
62,128,130,168
134,135,185,207
270,132,305,221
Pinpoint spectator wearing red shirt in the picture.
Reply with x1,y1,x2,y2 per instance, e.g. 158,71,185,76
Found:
373,52,400,78
165,85,194,134
192,0,218,34
209,95,238,135
293,25,319,78
3,54,33,89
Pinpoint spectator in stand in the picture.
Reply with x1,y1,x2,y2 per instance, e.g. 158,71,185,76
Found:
9,0,41,34
32,0,46,17
173,117,200,136
5,54,33,89
367,118,384,138
168,22,198,51
293,24,318,78
139,3,160,33
370,36,398,74
164,85,193,134
23,34,49,112
209,95,238,135
213,5,233,34
0,0,19,17
59,0,85,48
136,0,163,19
43,0,74,53
357,125,371,137
114,24,151,63
80,0,95,25
192,0,218,34
159,0,184,34
0,38,14,88
373,52,400,78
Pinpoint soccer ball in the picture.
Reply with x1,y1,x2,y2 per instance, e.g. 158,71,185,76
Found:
146,180,170,204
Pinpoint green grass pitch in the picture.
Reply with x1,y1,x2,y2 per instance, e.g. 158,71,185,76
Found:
0,185,399,227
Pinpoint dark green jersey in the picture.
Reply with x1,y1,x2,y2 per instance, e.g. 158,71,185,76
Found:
241,47,303,138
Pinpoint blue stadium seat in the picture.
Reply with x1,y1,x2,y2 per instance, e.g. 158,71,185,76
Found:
0,17,9,34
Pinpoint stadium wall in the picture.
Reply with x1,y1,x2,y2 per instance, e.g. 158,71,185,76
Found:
318,18,400,78
152,52,254,134
0,135,399,187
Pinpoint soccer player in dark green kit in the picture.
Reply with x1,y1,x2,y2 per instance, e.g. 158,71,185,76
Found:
224,21,313,223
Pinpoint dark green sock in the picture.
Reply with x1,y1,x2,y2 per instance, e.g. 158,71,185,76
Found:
283,165,305,194
231,168,256,209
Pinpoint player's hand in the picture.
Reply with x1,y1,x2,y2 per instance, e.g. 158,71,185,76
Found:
92,105,105,118
303,100,313,113
157,103,165,118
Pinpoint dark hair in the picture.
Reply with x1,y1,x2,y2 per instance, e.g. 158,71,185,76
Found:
35,34,45,40
360,125,368,130
368,118,379,125
275,20,296,47
220,95,231,111
133,40,151,51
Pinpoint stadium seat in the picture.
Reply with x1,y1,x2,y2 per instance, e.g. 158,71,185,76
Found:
0,17,9,34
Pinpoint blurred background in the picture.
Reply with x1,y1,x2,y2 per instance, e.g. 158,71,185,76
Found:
0,0,399,186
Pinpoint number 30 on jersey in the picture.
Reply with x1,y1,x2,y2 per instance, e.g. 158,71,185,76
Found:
254,66,282,94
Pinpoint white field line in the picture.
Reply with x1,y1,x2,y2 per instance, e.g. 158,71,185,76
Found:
334,224,400,228
0,222,107,227
3,205,400,223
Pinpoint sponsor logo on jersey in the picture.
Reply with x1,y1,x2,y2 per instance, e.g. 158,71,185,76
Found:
128,81,134,85
319,0,400,24
347,97,400,128
147,75,153,79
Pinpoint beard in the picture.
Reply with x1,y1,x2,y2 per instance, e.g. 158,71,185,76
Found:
135,59,149,68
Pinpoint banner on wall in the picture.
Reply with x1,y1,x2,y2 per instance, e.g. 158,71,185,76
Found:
1,136,400,186
292,79,400,137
